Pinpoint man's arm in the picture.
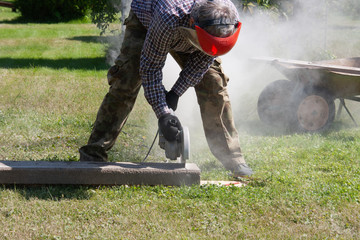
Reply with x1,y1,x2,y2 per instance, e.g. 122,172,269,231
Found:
140,13,214,118
171,51,214,97
140,13,173,119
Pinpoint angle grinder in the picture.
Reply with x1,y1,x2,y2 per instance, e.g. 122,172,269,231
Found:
158,115,190,163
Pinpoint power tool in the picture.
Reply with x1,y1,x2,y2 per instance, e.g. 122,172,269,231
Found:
158,118,190,163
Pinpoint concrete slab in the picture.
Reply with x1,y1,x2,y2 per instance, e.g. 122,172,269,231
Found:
0,161,200,186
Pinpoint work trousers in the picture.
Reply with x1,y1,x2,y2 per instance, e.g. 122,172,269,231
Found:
79,11,246,171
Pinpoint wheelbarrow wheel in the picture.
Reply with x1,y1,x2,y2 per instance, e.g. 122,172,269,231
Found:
257,80,297,128
291,88,335,133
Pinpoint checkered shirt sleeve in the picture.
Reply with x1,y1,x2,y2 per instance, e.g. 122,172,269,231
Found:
140,12,214,118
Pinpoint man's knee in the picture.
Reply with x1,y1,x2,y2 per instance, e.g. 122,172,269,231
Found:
107,57,142,93
196,58,229,97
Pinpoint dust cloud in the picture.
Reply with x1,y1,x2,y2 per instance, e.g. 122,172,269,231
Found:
105,1,131,66
163,0,360,135
102,0,359,153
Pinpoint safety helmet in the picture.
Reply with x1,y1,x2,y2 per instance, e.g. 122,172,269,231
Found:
179,19,241,57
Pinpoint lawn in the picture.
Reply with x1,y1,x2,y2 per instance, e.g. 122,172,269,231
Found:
0,6,360,239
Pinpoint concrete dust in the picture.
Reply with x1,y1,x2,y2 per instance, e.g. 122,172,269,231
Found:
100,0,360,174
200,180,247,187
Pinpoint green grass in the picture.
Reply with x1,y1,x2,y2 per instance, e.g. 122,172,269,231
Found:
0,7,360,239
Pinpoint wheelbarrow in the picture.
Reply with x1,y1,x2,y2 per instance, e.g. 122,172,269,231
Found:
254,57,360,132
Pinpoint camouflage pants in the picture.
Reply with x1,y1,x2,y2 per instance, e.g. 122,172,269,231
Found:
79,11,246,171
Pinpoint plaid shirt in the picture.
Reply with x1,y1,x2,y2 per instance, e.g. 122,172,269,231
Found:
131,0,215,118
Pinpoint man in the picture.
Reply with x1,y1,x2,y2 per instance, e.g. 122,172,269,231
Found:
79,0,253,177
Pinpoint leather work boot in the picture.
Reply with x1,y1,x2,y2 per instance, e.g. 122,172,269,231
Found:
232,163,253,178
79,145,108,162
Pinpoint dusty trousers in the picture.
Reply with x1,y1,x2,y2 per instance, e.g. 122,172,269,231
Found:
79,11,246,171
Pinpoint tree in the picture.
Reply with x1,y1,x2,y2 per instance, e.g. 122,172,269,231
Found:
14,0,90,22
89,0,131,35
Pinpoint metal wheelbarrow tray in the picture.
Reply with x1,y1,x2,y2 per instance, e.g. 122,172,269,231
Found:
255,57,360,132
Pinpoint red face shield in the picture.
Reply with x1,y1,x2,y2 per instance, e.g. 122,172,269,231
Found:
179,22,241,57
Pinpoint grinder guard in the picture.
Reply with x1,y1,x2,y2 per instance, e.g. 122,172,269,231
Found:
159,126,190,163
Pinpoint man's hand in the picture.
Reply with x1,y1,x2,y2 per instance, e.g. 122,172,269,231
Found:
158,113,182,141
165,90,179,111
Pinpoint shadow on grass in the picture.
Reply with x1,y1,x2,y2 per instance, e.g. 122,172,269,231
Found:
0,15,90,25
0,17,43,25
2,185,94,200
67,36,111,44
0,57,108,70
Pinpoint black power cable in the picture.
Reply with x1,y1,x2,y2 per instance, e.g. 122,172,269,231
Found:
142,130,159,162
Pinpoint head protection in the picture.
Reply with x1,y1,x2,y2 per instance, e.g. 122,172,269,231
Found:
179,20,241,56
180,0,241,56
